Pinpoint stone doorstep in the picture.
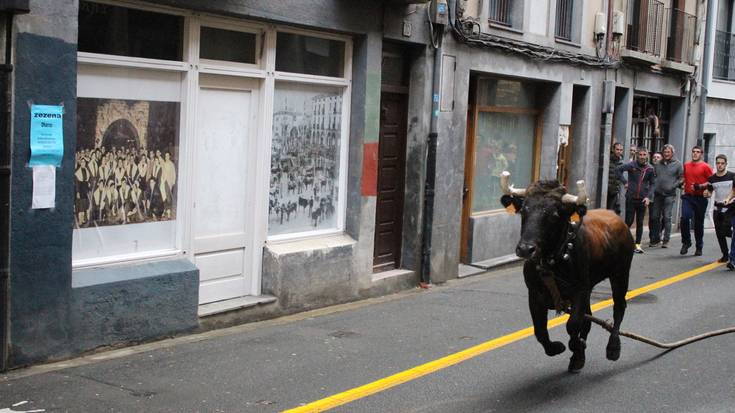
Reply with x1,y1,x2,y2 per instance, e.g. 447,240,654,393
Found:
198,295,277,318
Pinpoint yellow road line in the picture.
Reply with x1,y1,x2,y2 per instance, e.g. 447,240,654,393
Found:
283,262,723,413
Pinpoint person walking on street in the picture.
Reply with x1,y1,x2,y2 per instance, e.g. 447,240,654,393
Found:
649,144,683,248
705,154,735,263
680,145,714,256
607,142,624,215
617,147,656,254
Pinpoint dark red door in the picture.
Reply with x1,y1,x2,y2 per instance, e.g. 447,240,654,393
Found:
373,92,408,271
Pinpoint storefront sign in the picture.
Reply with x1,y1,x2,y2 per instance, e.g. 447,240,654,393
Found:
29,104,64,167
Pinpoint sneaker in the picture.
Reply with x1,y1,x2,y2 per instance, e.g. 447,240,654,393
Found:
648,241,660,248
680,242,691,255
719,255,729,263
694,248,703,256
634,244,644,254
727,262,734,271
661,241,668,249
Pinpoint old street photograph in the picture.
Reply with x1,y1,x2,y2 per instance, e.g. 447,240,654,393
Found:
2,1,735,412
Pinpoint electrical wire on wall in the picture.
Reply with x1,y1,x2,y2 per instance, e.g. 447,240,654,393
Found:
450,3,618,69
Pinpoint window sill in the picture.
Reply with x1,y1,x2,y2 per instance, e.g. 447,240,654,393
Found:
487,21,524,36
554,37,581,48
72,248,182,271
266,233,356,257
713,77,735,84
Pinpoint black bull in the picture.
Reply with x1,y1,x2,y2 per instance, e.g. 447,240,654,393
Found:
500,176,634,372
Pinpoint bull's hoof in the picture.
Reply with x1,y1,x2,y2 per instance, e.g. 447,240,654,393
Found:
568,353,586,373
606,335,621,361
544,341,566,357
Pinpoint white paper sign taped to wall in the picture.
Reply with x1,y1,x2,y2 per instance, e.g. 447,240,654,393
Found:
32,165,55,209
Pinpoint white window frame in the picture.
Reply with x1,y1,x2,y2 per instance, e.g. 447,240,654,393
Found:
265,26,352,243
73,1,353,283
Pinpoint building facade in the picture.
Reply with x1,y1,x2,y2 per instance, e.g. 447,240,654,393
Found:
1,0,705,369
705,0,735,163
449,0,700,266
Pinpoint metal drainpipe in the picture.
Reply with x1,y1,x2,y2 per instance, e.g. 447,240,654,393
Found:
1,0,29,372
696,0,716,147
420,6,445,286
0,12,12,374
598,0,615,209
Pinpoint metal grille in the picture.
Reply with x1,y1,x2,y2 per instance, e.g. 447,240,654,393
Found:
626,0,664,56
488,0,512,26
714,30,735,80
555,0,573,41
665,8,696,64
630,96,669,156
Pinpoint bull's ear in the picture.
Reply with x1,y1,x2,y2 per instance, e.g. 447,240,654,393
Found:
500,195,523,214
568,205,587,222
576,205,587,218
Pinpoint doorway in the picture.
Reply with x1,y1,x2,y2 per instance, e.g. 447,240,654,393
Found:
373,42,410,272
193,74,259,304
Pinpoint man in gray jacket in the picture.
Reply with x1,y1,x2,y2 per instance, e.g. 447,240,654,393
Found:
649,144,684,248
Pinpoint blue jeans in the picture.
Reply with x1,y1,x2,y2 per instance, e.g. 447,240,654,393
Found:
680,195,708,249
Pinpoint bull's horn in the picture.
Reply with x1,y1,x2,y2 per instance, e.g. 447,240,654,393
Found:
561,180,588,205
500,171,526,197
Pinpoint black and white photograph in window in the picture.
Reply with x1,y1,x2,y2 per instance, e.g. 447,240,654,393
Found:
74,98,180,228
269,83,343,236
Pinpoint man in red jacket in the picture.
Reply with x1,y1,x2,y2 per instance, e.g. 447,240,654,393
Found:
680,145,714,256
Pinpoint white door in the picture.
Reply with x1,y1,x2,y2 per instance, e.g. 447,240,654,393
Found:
194,75,259,305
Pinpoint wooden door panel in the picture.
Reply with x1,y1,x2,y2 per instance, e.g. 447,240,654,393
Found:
374,92,408,270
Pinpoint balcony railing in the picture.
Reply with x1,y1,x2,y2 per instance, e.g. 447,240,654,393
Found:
488,0,512,26
714,30,735,81
626,0,664,57
665,8,696,64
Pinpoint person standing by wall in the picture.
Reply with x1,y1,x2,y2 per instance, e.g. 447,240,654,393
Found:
607,142,625,215
617,147,656,253
704,154,735,263
680,145,714,256
649,144,683,248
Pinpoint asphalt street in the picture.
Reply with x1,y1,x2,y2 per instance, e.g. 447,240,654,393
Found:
1,232,734,413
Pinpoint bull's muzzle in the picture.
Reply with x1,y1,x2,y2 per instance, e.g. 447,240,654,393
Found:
516,242,537,259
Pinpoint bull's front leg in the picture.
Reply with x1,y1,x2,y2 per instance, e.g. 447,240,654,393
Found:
566,290,590,373
528,293,566,357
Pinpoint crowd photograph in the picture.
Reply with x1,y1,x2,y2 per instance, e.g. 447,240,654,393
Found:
268,86,342,236
74,98,180,229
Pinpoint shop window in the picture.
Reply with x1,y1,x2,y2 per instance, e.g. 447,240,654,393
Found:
268,83,344,237
276,32,345,77
78,1,183,61
76,2,353,268
200,26,257,64
472,112,537,212
476,78,537,109
74,66,182,263
468,78,539,213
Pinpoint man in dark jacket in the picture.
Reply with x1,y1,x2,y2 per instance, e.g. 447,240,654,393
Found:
607,142,624,215
649,144,683,248
617,147,656,253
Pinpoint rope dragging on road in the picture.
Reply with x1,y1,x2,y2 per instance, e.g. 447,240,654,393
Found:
584,313,735,350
